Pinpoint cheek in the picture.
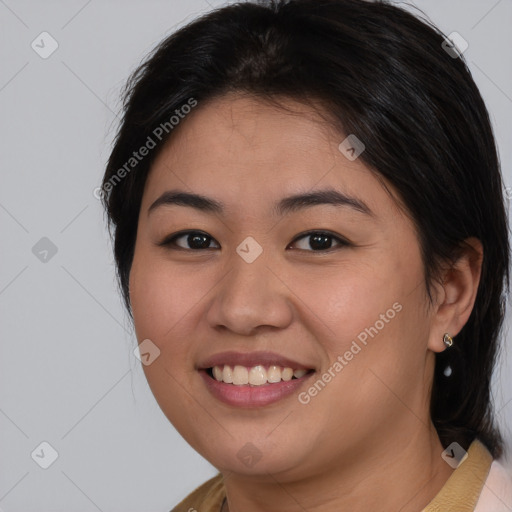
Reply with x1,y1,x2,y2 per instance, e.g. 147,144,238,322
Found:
129,251,210,439
293,251,429,397
294,260,405,355
128,248,224,380
129,250,202,342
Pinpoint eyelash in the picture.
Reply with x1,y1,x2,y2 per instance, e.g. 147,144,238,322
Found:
158,230,350,253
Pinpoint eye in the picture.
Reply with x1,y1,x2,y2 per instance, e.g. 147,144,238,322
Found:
159,230,219,250
288,230,350,252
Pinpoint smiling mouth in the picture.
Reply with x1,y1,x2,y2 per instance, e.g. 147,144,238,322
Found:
206,364,315,386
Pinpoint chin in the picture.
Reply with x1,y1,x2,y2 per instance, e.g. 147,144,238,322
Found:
188,435,311,478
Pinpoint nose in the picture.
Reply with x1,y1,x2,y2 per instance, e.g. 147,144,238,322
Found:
205,246,294,336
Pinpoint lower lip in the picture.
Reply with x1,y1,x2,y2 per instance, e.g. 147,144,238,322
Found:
199,370,314,408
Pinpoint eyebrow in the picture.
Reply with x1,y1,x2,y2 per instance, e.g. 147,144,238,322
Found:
147,188,373,217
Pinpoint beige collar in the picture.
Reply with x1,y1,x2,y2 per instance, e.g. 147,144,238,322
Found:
171,439,493,512
423,439,493,512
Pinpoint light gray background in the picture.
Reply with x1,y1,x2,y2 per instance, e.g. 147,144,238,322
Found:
1,1,511,511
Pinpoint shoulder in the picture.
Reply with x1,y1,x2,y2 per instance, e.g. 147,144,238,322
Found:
474,459,512,512
169,473,225,512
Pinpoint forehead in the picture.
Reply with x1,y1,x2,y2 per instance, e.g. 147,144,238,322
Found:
143,93,403,220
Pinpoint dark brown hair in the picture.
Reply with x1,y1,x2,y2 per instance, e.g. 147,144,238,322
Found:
101,0,510,458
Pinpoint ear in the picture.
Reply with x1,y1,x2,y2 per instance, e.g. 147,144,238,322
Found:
427,237,483,353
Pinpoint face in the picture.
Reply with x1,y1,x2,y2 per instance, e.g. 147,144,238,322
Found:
129,93,439,480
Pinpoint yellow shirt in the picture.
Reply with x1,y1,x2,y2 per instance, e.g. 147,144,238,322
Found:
170,439,508,512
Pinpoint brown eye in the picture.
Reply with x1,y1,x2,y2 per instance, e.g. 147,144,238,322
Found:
289,231,350,252
159,231,220,250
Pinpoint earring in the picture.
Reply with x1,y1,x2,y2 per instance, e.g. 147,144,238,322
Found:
443,333,454,348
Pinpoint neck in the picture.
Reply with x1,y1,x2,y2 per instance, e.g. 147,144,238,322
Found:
222,426,453,512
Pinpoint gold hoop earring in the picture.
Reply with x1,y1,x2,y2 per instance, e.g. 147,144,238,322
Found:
443,333,454,348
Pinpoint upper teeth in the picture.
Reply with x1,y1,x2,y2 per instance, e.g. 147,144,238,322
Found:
211,365,308,386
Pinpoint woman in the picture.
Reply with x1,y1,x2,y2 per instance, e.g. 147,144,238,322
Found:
100,0,512,510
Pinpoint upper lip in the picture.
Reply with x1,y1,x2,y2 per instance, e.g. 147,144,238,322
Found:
198,351,314,370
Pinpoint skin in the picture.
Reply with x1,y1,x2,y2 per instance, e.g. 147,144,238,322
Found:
129,92,483,512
